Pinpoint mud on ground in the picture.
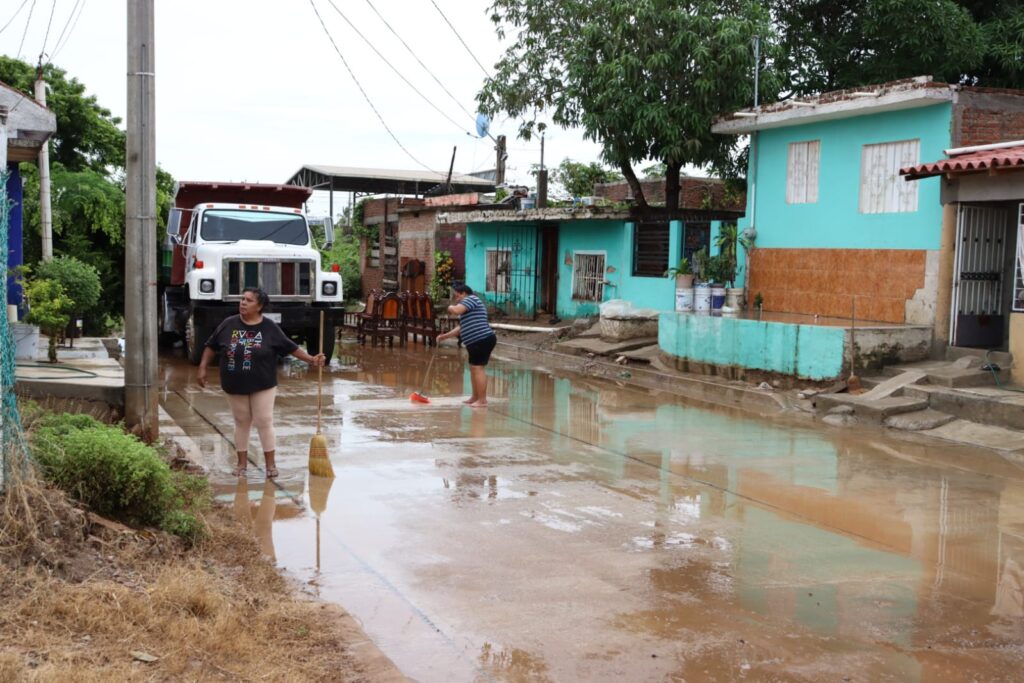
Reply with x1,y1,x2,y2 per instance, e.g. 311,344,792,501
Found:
0,477,404,682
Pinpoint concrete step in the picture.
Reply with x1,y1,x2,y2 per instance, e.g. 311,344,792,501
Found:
945,346,1013,368
884,409,956,432
904,384,1024,432
880,360,1010,388
815,393,929,424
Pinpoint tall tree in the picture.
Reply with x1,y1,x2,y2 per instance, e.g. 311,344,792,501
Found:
478,0,777,213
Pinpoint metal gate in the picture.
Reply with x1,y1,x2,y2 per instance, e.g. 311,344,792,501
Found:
491,225,539,319
951,204,1011,347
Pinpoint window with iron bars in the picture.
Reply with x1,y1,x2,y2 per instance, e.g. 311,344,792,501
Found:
572,252,606,301
486,249,512,293
1013,204,1024,312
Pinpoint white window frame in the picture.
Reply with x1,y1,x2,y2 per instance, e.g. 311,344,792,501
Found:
485,248,512,293
786,140,820,204
859,139,920,214
572,250,606,302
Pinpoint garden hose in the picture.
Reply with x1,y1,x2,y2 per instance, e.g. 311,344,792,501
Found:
983,350,1024,394
14,362,101,380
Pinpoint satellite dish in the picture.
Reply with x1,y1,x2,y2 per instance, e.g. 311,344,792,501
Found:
475,113,491,138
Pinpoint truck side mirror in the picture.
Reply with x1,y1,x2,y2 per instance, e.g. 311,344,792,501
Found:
166,208,183,239
321,217,335,251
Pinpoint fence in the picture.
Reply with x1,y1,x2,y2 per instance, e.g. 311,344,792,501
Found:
1,170,29,491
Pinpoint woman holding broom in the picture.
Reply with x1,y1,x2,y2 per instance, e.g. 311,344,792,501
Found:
437,284,497,407
197,287,325,478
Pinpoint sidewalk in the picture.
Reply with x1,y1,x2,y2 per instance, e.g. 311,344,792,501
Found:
13,336,124,412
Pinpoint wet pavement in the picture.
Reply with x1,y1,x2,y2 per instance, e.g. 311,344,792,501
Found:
159,341,1024,682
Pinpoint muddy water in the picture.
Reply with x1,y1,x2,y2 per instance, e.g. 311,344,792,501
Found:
160,342,1024,682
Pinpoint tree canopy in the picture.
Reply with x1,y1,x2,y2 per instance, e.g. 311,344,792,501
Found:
478,0,778,213
551,158,623,198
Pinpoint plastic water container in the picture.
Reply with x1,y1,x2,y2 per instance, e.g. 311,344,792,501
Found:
693,283,712,313
710,286,727,311
675,287,694,312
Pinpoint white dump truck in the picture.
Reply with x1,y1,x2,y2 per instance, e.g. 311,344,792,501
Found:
160,181,343,364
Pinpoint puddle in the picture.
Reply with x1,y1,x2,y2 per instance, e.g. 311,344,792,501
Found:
160,343,1024,681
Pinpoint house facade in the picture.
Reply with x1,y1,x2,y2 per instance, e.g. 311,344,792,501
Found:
656,77,1024,380
450,179,743,321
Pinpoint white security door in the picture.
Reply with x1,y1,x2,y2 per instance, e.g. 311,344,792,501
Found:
951,204,1012,347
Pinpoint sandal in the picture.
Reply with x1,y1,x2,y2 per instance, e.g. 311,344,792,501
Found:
265,467,279,479
232,466,247,477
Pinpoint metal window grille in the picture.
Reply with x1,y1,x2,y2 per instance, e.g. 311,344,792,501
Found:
633,222,669,276
572,253,605,301
1013,204,1024,312
486,249,512,293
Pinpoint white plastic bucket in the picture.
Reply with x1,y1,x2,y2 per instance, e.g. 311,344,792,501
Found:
711,286,727,310
693,284,712,313
675,287,694,312
12,323,39,360
725,288,744,309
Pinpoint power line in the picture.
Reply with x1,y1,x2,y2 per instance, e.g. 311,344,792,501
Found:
307,0,444,177
0,0,31,36
48,0,84,64
322,0,473,137
361,0,477,124
38,0,57,62
427,0,490,79
16,0,38,60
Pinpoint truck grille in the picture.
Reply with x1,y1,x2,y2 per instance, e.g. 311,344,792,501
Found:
224,259,314,300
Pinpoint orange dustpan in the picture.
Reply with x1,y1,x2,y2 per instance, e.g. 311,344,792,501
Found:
410,348,440,404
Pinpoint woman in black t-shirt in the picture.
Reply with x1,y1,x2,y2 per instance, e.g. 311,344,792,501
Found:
197,288,325,478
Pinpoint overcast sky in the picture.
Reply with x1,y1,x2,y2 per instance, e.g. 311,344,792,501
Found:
0,0,605,216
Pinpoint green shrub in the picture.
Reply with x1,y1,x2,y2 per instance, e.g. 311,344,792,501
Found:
30,413,209,542
33,255,102,312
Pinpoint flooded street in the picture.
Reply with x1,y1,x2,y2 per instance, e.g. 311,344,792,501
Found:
160,342,1024,682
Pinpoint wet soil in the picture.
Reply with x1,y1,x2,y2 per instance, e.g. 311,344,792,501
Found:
160,338,1024,682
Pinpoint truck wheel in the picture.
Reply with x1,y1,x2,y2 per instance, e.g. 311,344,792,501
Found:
306,324,335,364
184,310,208,365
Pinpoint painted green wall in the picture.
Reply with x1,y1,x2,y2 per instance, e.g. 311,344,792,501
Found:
740,103,952,251
466,218,725,319
658,312,846,379
464,222,540,316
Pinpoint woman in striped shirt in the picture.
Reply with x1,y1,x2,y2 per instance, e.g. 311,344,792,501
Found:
437,284,497,407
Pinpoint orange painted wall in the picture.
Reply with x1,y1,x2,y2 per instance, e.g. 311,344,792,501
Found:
747,248,926,323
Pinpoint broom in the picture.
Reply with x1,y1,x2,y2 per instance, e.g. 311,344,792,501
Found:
308,473,335,573
410,347,440,404
308,311,335,478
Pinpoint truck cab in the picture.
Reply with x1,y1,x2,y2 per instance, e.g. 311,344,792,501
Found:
161,182,344,364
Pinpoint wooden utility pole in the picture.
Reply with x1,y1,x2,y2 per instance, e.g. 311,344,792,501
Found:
35,71,53,261
125,0,158,439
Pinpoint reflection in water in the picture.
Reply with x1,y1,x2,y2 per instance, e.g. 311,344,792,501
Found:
308,474,335,574
478,643,552,683
233,478,278,561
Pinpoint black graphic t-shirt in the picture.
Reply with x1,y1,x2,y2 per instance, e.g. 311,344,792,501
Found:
204,315,299,395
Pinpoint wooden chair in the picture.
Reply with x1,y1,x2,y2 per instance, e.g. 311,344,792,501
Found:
370,292,403,347
399,291,419,345
417,292,441,347
356,289,382,345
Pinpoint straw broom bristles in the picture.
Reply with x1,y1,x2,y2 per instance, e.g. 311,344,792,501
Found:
308,311,335,478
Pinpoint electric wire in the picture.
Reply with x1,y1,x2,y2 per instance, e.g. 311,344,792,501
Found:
47,0,84,64
307,0,444,177
361,0,477,125
16,0,38,60
427,0,490,79
322,0,473,138
37,0,57,62
0,0,31,36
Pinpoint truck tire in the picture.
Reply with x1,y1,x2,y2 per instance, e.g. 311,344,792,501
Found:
184,309,209,365
306,324,335,364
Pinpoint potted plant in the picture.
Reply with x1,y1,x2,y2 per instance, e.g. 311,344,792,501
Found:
665,256,693,289
690,247,712,312
715,223,754,310
24,276,74,362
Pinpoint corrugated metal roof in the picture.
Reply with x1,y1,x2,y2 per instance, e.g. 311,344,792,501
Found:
285,164,495,195
900,145,1024,180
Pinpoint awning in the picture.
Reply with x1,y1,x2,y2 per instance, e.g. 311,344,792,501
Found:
901,144,1024,180
284,164,495,195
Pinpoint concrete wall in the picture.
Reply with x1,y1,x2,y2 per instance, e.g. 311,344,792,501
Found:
659,312,847,380
1011,314,1024,386
953,90,1024,148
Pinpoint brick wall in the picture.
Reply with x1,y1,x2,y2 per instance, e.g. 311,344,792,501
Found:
747,248,927,323
594,176,744,210
954,89,1024,147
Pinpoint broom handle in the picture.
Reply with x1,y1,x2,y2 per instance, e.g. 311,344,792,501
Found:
317,310,324,434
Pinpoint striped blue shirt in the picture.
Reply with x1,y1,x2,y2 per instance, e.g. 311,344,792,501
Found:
458,295,494,345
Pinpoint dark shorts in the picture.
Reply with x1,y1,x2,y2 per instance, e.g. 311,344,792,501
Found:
465,334,497,366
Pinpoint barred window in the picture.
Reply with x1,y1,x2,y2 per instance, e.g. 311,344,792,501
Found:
572,252,606,301
486,249,512,293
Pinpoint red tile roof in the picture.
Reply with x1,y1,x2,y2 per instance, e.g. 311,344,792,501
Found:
901,144,1024,180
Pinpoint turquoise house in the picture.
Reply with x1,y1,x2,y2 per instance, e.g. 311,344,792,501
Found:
655,76,1024,380
448,188,743,321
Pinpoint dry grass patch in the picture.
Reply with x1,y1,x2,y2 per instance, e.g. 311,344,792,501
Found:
0,475,401,682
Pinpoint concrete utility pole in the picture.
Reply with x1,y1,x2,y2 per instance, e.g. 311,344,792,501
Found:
125,0,158,439
495,135,507,186
35,73,53,261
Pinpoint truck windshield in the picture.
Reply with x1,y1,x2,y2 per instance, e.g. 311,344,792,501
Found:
200,209,309,245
